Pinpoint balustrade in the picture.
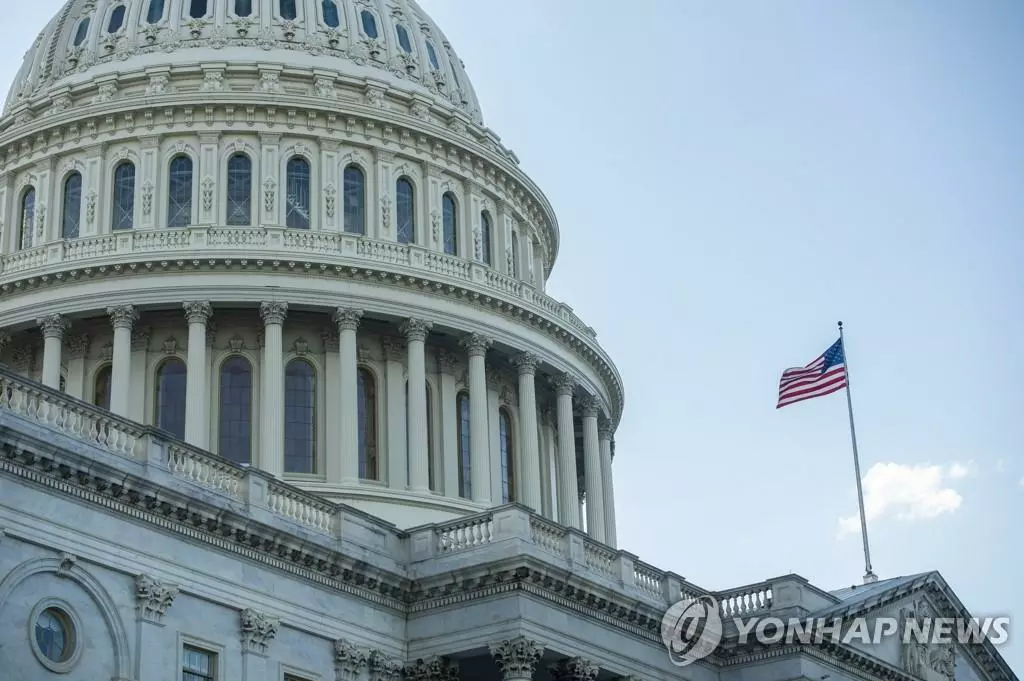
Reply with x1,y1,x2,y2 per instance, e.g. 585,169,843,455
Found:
717,583,774,617
436,513,494,553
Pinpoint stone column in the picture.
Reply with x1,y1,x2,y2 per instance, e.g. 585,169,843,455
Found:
437,349,459,497
401,318,432,492
107,306,137,417
37,314,69,389
260,302,288,477
486,373,502,503
134,574,178,681
183,302,212,448
64,335,90,400
334,308,363,483
489,636,545,681
539,407,556,519
322,329,341,482
460,333,492,505
599,422,618,548
382,337,407,489
549,657,599,681
581,396,605,543
512,353,542,512
554,373,581,529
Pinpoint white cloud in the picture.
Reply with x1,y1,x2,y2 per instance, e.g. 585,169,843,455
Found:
837,462,969,539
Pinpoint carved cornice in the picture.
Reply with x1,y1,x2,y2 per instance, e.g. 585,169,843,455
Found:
399,318,433,343
37,314,69,340
240,608,279,654
135,573,178,623
183,301,213,325
489,636,545,681
107,305,138,330
459,332,492,358
334,307,364,332
259,301,288,326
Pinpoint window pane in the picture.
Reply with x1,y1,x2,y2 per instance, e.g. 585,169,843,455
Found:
322,0,340,28
20,188,36,250
73,18,90,46
93,365,112,410
456,392,471,498
284,360,316,473
108,6,126,33
500,409,514,503
358,368,377,479
112,162,136,231
218,357,252,464
285,157,311,229
480,211,492,265
442,193,457,256
62,174,82,239
190,0,207,18
167,156,193,228
396,25,412,53
343,165,365,235
510,231,519,277
280,0,297,21
361,10,377,39
396,178,414,244
146,0,165,24
155,359,187,439
183,646,215,681
226,154,252,226
426,41,439,70
234,0,252,16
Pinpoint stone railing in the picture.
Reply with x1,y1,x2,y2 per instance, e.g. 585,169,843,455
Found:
435,512,494,553
166,441,245,499
267,480,335,534
717,582,774,617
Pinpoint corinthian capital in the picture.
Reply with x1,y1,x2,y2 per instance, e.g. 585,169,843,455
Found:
581,395,602,418
107,305,138,330
334,638,369,681
259,301,288,326
239,608,278,654
334,307,364,332
553,372,577,397
512,352,539,377
399,318,433,343
183,301,213,325
489,637,545,681
135,574,178,623
460,332,492,358
405,656,459,681
37,314,69,340
548,657,599,681
368,650,404,681
598,420,614,441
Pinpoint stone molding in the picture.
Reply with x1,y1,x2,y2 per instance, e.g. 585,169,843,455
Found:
239,607,279,654
489,636,545,681
134,573,178,623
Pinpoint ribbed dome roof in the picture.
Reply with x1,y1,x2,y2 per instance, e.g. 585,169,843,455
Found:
4,0,481,121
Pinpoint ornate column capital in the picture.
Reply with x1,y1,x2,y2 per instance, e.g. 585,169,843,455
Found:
460,332,492,358
437,348,459,374
239,608,278,654
581,395,602,418
259,301,288,326
368,650,404,681
334,638,369,681
134,574,178,624
549,657,599,681
400,318,433,343
489,636,545,681
405,656,460,681
598,420,614,441
183,301,213,325
553,372,577,398
107,305,138,330
512,352,539,377
334,307,364,332
38,314,70,340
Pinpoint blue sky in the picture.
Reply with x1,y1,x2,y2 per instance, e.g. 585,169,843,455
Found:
2,0,1021,672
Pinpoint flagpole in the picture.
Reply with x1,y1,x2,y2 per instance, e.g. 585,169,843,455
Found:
838,321,878,585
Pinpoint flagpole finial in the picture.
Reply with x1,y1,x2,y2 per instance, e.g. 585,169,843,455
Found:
837,320,844,330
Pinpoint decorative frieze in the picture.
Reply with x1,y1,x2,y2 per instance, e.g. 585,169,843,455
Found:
135,574,178,623
239,608,278,654
489,636,545,681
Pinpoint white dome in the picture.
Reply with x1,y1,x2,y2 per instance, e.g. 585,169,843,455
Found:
5,0,482,122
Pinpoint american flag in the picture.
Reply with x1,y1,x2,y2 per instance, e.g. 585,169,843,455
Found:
777,338,848,409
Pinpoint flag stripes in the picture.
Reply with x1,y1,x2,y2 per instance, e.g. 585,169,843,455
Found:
777,339,848,409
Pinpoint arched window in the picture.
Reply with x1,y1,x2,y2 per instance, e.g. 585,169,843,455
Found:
480,210,493,265
61,173,82,240
425,41,440,70
322,0,340,28
499,408,515,503
279,0,297,21
167,156,193,228
395,25,412,53
234,0,252,16
146,0,165,24
456,391,471,498
226,154,252,226
285,157,311,230
343,165,365,235
93,365,112,411
218,357,252,464
442,192,457,256
111,161,135,231
20,187,36,250
357,368,378,479
396,177,415,244
189,0,208,19
285,359,316,474
510,230,520,277
107,6,126,33
73,18,90,46
154,358,187,439
360,10,378,39
449,61,462,89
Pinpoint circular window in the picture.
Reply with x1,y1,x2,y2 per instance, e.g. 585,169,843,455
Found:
29,600,81,673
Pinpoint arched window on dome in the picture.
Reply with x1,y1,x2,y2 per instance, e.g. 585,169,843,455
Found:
510,230,520,277
442,192,457,256
360,10,378,39
285,157,311,230
396,177,415,244
19,187,36,250
405,381,436,491
167,156,193,228
343,165,365,235
358,367,378,480
234,0,253,17
154,358,187,439
93,364,112,411
480,210,493,266
395,24,413,54
425,41,440,71
61,173,82,240
72,18,90,47
499,407,515,503
449,61,462,89
321,0,341,28
218,356,252,464
189,0,208,19
285,359,316,474
456,391,471,499
146,0,166,24
107,6,126,33
226,153,252,226
279,0,297,21
111,161,136,231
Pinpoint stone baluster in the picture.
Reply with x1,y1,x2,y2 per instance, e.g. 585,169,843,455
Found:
460,332,492,504
549,657,599,681
183,301,212,448
402,318,433,492
37,314,69,389
599,421,618,548
334,308,363,483
581,395,605,543
107,305,138,417
554,373,581,529
512,352,542,511
260,302,288,477
490,636,545,681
